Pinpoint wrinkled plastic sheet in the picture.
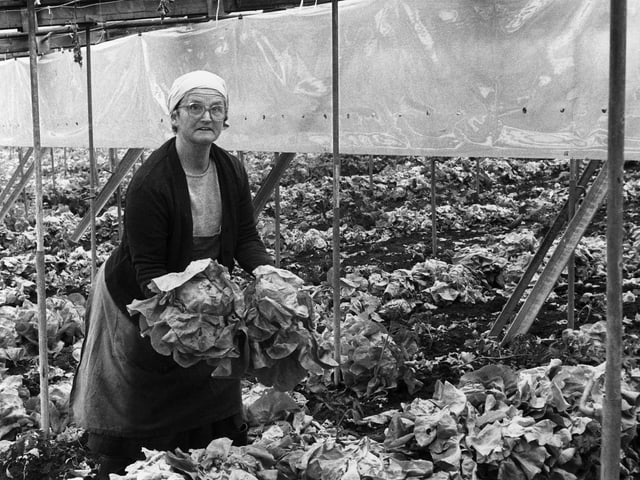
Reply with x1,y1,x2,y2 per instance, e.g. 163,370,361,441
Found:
0,0,639,159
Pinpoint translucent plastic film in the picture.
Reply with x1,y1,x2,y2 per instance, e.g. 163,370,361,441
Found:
0,0,639,159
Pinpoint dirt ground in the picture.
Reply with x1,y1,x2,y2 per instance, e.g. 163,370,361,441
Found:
278,157,640,424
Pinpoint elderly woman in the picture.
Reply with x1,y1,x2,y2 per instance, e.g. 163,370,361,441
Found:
70,71,273,478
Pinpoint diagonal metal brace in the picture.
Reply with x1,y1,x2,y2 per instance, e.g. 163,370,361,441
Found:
70,148,144,243
0,147,33,210
0,150,35,222
252,152,296,218
488,159,601,337
500,162,609,345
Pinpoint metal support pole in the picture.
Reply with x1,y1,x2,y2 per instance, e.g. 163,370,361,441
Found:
0,158,36,223
489,160,599,337
109,148,123,240
70,148,143,243
430,158,437,257
601,0,626,477
502,164,609,344
252,152,296,217
63,147,68,176
368,155,373,190
331,0,341,386
0,148,33,211
27,0,50,438
567,159,578,329
86,24,98,281
49,147,56,193
19,148,29,215
475,157,481,198
274,181,281,267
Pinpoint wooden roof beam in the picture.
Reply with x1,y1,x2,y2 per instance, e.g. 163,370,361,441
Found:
0,28,102,56
0,16,211,56
0,0,224,30
0,0,337,30
223,0,331,12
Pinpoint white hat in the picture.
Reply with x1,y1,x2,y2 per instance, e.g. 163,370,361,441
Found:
167,70,228,113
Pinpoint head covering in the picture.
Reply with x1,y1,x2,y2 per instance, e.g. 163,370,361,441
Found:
167,70,228,113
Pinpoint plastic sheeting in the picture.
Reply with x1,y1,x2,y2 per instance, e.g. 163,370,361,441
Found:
0,0,639,159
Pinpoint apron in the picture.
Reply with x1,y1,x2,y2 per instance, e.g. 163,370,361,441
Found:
70,264,241,439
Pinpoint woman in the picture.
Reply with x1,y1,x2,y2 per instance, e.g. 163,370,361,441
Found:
70,70,273,478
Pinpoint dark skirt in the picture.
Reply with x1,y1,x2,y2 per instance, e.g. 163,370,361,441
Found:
70,265,243,443
88,413,247,457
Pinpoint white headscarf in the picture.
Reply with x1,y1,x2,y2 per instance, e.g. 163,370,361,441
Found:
166,70,228,113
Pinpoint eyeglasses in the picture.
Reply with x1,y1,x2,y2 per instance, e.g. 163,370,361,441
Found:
178,102,226,121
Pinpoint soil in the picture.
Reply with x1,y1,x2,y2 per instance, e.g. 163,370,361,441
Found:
275,158,640,427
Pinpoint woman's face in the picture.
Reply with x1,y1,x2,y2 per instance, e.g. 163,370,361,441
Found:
171,88,226,145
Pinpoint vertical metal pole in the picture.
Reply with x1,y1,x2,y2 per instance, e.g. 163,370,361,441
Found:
19,148,29,215
567,159,578,329
601,1,626,478
475,157,481,197
431,158,437,257
63,147,68,176
27,0,50,438
86,25,97,281
331,0,341,385
49,148,56,193
368,155,373,190
272,153,282,267
274,182,281,267
109,148,123,240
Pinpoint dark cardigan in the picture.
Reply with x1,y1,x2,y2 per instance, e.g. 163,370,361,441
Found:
104,137,273,314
